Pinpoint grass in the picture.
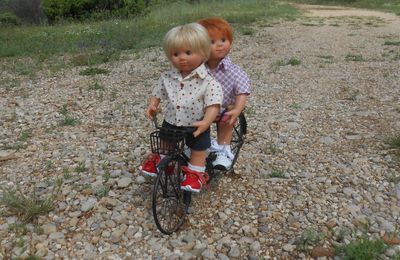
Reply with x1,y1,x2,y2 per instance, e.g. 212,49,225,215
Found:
74,161,86,173
103,170,111,183
59,104,80,126
270,168,286,178
263,142,280,155
385,134,400,149
19,131,30,142
71,50,120,66
63,169,73,180
290,103,302,109
296,228,325,252
95,185,110,197
336,237,388,260
0,178,63,222
287,57,301,65
271,57,301,71
79,67,110,76
318,55,334,63
388,173,400,184
345,54,364,61
384,40,400,46
89,82,105,91
0,0,299,60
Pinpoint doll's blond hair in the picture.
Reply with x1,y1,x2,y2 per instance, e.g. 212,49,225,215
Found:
163,23,211,60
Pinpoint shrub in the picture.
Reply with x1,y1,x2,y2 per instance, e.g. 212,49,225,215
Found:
0,0,45,24
336,237,387,260
0,178,63,222
0,12,21,25
123,0,145,15
42,0,146,22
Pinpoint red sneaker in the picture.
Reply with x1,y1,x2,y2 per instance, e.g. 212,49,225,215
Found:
139,153,160,177
180,166,209,193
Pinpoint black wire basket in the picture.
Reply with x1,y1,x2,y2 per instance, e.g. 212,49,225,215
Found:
150,127,187,155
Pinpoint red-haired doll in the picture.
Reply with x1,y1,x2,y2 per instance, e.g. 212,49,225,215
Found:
198,17,251,170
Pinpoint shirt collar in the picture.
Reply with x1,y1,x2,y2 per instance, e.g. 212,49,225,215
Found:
208,55,233,73
171,63,208,80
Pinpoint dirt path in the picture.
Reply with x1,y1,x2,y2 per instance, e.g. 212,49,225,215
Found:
297,4,399,20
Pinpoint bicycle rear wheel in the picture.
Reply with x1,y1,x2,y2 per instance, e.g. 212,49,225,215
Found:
152,157,189,234
230,112,247,169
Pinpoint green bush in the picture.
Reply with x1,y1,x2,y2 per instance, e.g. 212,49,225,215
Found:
123,0,145,16
336,237,387,260
7,0,45,24
0,12,21,25
42,0,146,22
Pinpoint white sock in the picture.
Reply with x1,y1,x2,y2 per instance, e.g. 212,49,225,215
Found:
188,163,205,173
210,139,222,152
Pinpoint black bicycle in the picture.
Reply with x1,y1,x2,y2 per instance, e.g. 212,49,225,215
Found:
149,113,247,234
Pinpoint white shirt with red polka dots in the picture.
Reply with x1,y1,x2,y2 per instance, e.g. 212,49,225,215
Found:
152,63,223,127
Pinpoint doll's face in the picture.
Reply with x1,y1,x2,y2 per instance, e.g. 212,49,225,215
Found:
209,34,231,61
170,46,204,77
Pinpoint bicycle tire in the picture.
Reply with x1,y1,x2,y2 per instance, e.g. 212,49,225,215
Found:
230,112,247,169
152,156,189,234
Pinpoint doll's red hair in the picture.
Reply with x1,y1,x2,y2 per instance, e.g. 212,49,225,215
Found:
198,17,233,44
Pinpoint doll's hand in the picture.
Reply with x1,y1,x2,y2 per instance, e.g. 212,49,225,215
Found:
225,108,241,125
192,120,209,138
145,105,158,119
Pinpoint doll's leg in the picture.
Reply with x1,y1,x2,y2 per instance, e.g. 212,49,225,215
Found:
217,122,233,146
213,122,235,170
189,150,207,167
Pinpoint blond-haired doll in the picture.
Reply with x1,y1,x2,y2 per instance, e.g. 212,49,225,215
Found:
139,23,223,192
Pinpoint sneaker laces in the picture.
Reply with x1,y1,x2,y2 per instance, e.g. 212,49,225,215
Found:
216,146,234,161
223,146,234,161
141,153,159,166
209,139,220,152
211,139,234,160
181,166,209,190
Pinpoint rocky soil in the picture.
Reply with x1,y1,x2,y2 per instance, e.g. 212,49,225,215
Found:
1,5,400,259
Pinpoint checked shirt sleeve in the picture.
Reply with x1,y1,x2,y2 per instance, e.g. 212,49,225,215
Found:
234,68,251,96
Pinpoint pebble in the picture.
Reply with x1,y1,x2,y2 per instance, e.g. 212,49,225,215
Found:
42,224,57,234
81,198,97,212
228,245,240,258
117,177,132,188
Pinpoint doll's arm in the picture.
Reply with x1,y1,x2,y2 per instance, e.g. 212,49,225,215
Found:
146,97,160,119
225,94,248,125
192,104,220,137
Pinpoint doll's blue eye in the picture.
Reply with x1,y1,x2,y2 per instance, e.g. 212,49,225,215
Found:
186,50,191,55
211,40,215,44
221,38,226,42
173,52,178,56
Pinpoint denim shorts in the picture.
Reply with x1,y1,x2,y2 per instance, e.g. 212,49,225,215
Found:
161,120,211,151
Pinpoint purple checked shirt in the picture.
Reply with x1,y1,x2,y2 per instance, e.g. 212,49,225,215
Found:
207,56,251,109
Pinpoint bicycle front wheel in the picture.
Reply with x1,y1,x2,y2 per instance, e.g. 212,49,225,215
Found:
152,157,189,234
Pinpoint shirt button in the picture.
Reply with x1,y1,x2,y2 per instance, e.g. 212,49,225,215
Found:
176,105,180,109
180,83,184,89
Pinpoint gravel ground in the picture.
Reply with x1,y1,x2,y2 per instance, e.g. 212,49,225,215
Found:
1,5,400,259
